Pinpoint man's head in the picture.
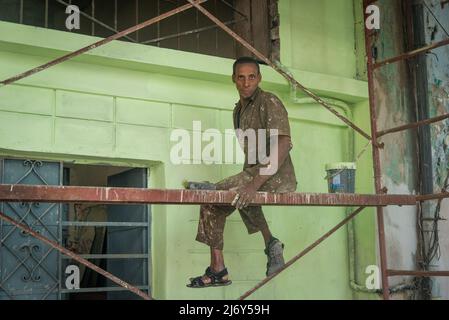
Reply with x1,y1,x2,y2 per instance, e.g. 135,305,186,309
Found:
232,57,262,99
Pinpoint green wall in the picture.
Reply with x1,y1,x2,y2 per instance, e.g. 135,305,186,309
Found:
352,100,378,300
0,0,377,300
280,0,357,78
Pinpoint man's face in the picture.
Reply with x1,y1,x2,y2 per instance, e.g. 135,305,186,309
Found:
233,63,261,99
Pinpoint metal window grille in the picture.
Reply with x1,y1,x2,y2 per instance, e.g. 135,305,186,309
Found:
0,0,251,59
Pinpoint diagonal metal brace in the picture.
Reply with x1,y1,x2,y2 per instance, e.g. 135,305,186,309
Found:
0,0,208,87
186,0,379,147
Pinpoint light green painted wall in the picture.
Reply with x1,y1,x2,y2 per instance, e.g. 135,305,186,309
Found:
352,100,378,300
0,0,377,299
280,0,357,79
353,0,368,81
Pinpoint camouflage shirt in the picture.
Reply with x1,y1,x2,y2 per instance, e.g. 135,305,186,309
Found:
233,87,297,192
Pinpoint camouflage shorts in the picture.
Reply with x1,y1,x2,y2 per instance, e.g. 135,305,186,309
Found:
195,171,269,250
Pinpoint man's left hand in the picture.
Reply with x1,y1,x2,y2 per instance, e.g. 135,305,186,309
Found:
231,181,259,210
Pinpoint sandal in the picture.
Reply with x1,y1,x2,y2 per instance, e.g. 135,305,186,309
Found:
187,267,232,288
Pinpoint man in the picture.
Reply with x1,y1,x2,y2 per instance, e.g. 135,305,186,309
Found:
187,57,297,288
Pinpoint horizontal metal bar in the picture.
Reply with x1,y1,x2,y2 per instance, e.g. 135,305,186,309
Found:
416,192,449,202
0,0,208,86
373,38,449,69
62,254,148,259
0,184,417,207
377,113,449,137
61,285,148,294
388,270,449,277
62,222,147,227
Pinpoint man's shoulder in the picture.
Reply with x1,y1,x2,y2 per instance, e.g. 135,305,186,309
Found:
259,90,284,107
259,88,276,98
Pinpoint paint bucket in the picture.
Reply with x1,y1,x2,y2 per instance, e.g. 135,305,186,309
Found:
325,162,356,193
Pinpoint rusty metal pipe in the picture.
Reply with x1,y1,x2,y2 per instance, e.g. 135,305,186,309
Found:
373,38,449,69
388,270,449,277
0,211,152,300
377,113,449,137
416,192,449,202
363,0,390,300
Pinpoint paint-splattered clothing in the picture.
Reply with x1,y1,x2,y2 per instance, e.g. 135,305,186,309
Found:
196,88,297,250
233,87,297,191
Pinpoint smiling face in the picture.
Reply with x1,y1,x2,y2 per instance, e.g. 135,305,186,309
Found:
232,63,262,99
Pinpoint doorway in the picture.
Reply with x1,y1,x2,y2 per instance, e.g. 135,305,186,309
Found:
62,164,151,300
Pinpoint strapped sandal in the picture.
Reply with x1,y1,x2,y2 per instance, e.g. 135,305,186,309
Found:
187,267,232,288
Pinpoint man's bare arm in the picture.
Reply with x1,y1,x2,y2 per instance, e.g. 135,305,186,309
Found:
232,135,292,209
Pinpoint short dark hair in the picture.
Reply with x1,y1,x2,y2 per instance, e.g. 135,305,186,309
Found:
233,56,260,75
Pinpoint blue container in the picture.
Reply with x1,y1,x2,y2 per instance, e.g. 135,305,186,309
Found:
326,162,356,194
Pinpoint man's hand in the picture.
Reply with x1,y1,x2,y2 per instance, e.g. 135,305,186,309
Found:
231,181,259,210
230,136,293,210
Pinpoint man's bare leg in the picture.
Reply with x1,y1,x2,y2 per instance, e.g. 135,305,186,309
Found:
260,226,273,246
209,226,272,272
194,248,228,285
188,247,230,287
210,248,225,272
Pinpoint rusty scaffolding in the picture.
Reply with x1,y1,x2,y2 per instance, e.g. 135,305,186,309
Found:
1,0,449,300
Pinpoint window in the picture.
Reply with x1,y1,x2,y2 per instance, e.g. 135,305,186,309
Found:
0,0,280,60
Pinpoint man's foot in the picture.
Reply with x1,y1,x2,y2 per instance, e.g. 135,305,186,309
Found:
264,237,285,277
187,267,232,288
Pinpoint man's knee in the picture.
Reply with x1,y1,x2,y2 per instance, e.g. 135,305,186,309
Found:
201,204,234,217
215,171,253,191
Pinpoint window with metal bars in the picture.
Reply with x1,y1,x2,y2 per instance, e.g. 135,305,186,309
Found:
0,0,280,61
